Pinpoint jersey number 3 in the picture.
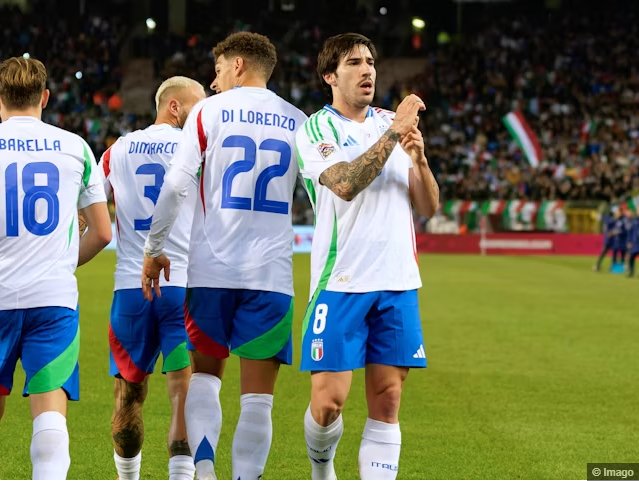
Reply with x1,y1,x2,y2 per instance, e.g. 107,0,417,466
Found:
4,162,60,236
134,163,166,231
221,135,290,215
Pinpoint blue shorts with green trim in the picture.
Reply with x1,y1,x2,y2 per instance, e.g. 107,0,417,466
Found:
109,287,190,383
0,307,80,400
300,289,426,371
184,288,293,365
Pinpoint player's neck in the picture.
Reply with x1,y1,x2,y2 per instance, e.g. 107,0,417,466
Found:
330,102,369,123
236,73,267,89
1,106,42,121
154,115,179,128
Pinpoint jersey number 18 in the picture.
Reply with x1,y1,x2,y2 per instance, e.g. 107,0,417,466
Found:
3,162,60,236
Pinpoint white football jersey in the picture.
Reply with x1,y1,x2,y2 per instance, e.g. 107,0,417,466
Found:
100,124,195,290
147,87,307,295
0,116,106,310
295,105,422,295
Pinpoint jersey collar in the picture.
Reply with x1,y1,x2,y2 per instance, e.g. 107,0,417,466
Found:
323,104,374,122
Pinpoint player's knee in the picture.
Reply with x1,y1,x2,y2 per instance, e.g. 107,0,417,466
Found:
313,397,345,426
167,368,191,399
114,378,148,406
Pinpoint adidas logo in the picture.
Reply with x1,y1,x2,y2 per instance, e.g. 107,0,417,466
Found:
342,135,358,146
412,344,426,359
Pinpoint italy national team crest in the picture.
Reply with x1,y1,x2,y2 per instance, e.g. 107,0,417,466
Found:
311,339,324,361
317,143,335,159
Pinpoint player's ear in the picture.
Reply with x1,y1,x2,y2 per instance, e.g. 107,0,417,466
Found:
168,98,180,117
41,89,50,109
234,56,245,76
323,72,337,87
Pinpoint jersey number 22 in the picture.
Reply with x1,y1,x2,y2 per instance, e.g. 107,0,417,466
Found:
221,135,290,215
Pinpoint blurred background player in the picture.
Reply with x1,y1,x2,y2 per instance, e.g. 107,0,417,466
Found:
594,210,617,272
611,209,629,273
626,212,639,278
141,32,307,480
99,76,205,480
0,56,111,479
295,33,438,480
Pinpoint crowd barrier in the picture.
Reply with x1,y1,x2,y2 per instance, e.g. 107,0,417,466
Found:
105,225,604,255
415,233,603,255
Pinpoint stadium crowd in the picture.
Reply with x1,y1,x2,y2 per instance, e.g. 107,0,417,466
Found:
2,1,638,224
380,9,639,205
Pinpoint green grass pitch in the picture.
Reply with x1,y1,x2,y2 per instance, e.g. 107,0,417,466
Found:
1,252,637,479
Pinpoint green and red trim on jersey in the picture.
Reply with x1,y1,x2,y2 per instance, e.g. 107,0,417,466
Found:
197,109,207,215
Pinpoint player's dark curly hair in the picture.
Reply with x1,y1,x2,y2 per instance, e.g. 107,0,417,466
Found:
212,32,277,81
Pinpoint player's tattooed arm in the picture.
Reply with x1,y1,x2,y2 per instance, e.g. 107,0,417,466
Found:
319,128,400,201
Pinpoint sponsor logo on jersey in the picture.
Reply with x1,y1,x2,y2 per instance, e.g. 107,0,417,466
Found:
317,143,335,159
311,338,324,361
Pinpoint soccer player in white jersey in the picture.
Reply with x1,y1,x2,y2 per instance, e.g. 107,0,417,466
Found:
0,57,112,479
295,33,440,480
141,32,307,480
99,76,206,480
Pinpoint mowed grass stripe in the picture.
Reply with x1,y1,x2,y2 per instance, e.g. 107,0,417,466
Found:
0,252,636,479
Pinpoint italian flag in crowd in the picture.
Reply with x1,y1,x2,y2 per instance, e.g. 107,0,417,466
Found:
442,200,477,223
442,200,566,231
536,200,564,230
622,196,639,214
580,119,597,141
502,111,543,168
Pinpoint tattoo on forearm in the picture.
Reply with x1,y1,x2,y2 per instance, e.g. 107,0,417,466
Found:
320,128,400,200
170,439,191,456
112,380,148,457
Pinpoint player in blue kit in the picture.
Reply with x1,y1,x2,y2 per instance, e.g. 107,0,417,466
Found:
0,57,112,479
295,34,439,480
626,212,639,277
611,211,629,270
99,76,205,480
594,211,617,272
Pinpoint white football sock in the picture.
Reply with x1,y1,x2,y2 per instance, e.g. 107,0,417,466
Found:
169,454,196,480
185,373,222,480
31,411,70,480
358,418,401,480
114,450,141,480
304,405,343,480
232,393,273,480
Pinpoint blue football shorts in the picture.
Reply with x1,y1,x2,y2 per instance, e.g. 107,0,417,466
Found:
109,287,190,383
0,307,80,399
300,289,426,371
184,288,293,365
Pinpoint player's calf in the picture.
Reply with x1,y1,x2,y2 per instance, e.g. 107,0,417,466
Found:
112,378,148,479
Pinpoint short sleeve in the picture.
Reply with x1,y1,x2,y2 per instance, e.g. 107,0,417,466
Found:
295,112,344,183
78,139,107,209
